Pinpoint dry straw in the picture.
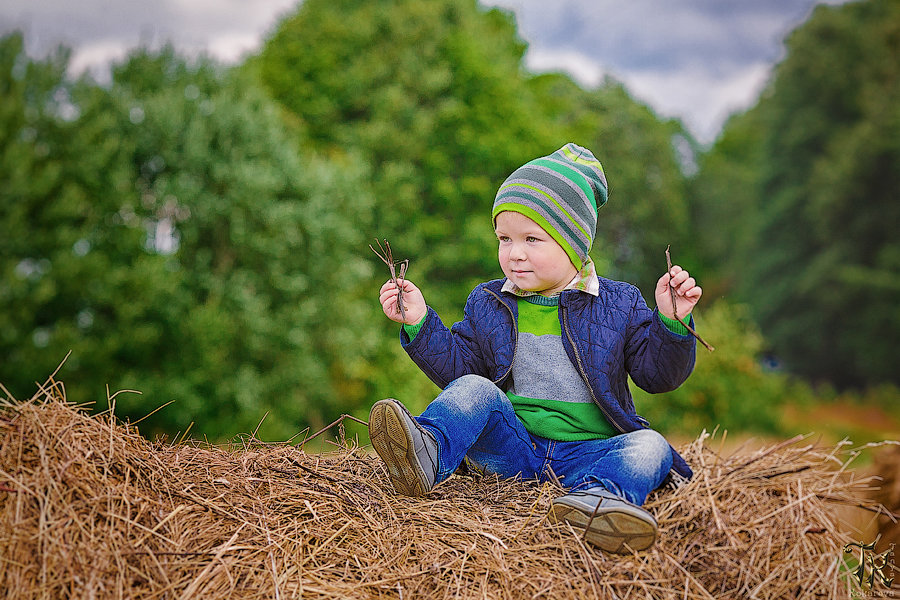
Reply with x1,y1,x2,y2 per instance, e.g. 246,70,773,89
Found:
872,444,900,552
0,376,894,599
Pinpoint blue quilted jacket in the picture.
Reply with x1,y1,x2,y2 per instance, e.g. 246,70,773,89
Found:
401,277,696,480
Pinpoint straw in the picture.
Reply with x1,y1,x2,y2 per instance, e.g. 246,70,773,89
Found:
0,379,891,599
871,442,900,553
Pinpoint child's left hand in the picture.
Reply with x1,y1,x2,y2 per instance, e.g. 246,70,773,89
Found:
655,265,702,321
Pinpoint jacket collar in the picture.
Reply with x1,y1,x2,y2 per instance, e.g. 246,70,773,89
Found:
499,257,600,298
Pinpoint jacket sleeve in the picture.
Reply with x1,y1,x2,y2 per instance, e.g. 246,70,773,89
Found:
623,287,696,393
400,287,495,389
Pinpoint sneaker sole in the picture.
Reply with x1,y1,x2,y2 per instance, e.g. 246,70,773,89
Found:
369,400,430,497
548,501,657,553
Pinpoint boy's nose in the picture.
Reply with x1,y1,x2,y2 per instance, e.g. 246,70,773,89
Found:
509,243,527,261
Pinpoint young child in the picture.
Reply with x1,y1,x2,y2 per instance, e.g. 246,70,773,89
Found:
370,143,701,554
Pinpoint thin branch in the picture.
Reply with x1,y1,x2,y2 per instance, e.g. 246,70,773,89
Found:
302,413,369,447
666,245,715,352
370,238,410,322
125,550,227,557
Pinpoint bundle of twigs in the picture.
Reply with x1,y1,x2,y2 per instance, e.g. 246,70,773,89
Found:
0,378,891,599
370,239,409,321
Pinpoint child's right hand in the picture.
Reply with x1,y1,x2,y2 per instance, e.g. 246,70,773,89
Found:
379,279,427,325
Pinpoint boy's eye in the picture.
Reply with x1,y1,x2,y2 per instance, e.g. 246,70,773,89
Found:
526,236,539,243
497,235,510,242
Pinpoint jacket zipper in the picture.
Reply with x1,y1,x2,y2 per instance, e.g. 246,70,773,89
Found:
561,303,626,434
485,288,518,387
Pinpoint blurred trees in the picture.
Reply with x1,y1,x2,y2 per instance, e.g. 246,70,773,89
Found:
2,0,896,441
103,48,380,438
528,73,693,292
1,39,379,438
253,0,694,300
253,0,549,316
691,0,900,387
1,33,153,404
632,301,808,436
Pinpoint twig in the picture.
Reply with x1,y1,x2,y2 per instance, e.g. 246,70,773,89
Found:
369,238,410,322
125,551,225,557
290,461,342,485
726,434,808,475
267,466,299,478
665,245,714,351
815,494,899,517
302,414,369,447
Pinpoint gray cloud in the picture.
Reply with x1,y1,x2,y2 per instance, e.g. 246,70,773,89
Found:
1,0,849,142
493,0,836,71
1,0,296,66
486,0,849,141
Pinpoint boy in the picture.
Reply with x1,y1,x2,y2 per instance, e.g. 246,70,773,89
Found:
371,143,701,554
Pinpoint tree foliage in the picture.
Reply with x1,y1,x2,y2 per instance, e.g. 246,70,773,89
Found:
254,0,550,317
633,302,805,436
0,40,379,439
691,0,900,387
4,0,894,443
1,33,152,400
528,73,694,293
253,0,700,305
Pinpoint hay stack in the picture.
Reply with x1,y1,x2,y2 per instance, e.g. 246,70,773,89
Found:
872,444,900,553
0,379,888,599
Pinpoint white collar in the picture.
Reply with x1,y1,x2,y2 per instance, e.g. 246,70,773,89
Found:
500,257,600,298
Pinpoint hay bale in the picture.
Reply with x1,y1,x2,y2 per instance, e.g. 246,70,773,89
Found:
872,444,900,553
0,379,888,599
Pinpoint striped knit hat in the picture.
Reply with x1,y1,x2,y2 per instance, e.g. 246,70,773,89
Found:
492,143,608,270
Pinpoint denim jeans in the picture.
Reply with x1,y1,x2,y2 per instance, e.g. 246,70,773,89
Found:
414,374,672,506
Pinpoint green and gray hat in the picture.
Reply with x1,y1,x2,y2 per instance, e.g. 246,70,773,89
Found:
492,143,608,270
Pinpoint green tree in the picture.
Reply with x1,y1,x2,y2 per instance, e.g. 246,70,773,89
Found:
252,0,550,316
694,0,900,386
0,40,380,439
687,107,767,299
632,302,805,436
100,48,382,438
0,33,160,402
528,73,694,294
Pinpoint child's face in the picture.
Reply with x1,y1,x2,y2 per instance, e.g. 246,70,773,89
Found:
495,211,578,296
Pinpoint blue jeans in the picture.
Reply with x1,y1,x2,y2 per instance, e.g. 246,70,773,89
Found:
415,374,672,506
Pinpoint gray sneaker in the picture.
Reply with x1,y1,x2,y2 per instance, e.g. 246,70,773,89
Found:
369,399,439,497
548,487,658,553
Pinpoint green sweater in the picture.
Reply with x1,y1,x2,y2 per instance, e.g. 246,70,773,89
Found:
506,295,618,440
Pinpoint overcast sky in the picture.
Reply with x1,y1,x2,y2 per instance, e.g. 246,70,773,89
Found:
1,0,849,143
